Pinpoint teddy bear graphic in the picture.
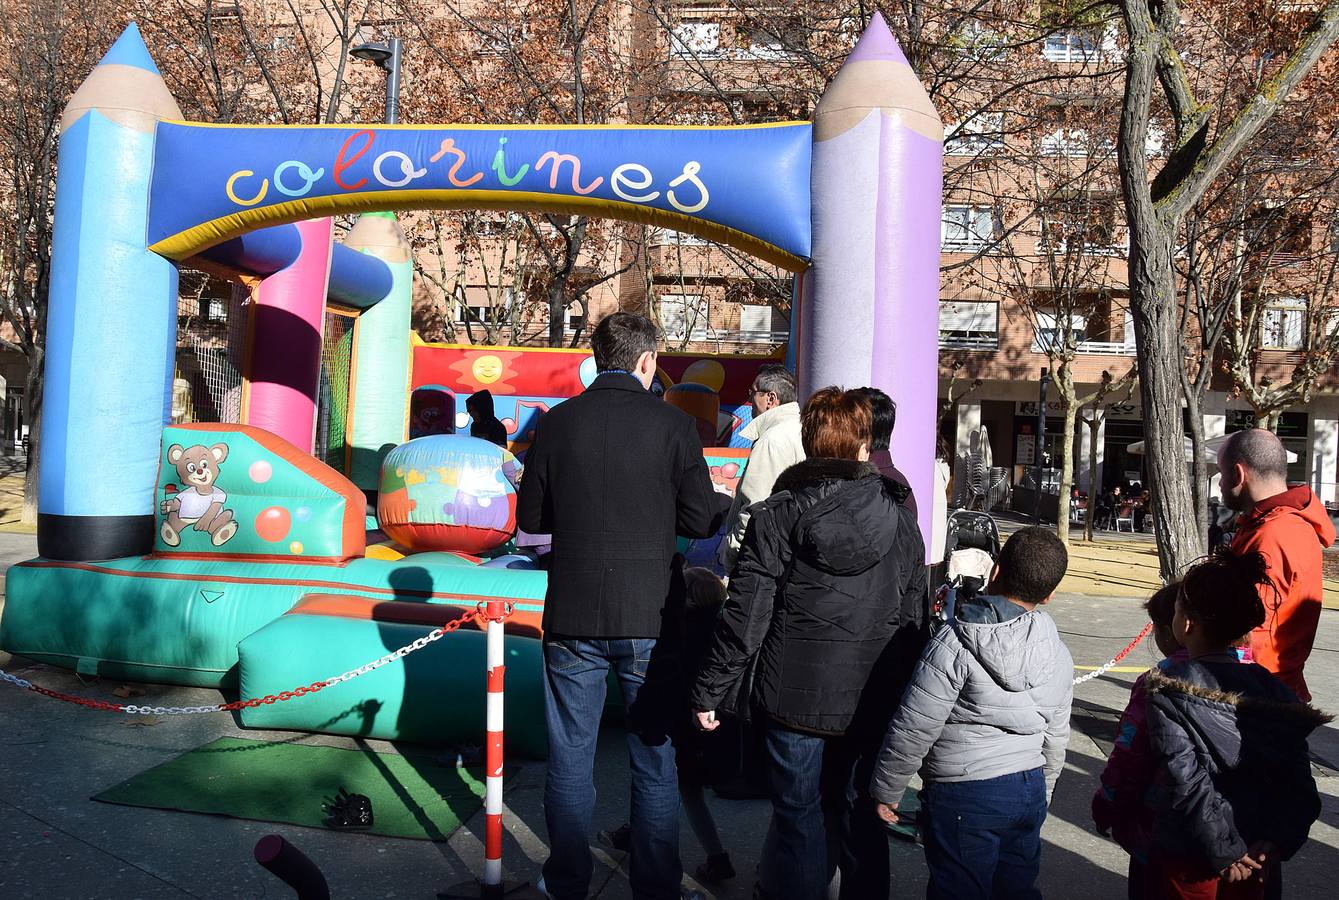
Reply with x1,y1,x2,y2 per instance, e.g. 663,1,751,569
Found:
160,443,238,547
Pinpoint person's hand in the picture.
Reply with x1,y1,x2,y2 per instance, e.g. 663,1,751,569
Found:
694,710,720,732
1246,841,1278,876
875,802,899,824
1221,853,1262,882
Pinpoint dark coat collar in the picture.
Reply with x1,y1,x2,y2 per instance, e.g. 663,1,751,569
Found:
774,458,881,493
585,372,647,394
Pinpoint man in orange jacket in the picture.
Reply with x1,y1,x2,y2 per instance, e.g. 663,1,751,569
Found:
1219,428,1336,702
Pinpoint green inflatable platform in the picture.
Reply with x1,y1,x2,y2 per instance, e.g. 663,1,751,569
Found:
239,614,547,757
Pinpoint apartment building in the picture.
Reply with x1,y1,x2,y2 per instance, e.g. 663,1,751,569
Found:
161,2,1339,506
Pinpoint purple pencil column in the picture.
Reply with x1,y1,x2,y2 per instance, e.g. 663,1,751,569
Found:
802,13,944,560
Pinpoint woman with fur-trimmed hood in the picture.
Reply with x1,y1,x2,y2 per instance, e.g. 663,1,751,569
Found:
1141,551,1329,898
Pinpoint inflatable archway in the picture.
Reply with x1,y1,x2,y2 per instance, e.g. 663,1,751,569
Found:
38,13,943,562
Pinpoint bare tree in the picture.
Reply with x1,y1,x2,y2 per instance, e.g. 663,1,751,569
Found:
1114,0,1339,578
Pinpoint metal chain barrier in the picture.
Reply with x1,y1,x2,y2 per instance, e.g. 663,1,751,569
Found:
0,605,508,715
1073,622,1153,686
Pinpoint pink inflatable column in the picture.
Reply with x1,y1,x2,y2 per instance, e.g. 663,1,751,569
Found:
243,218,334,451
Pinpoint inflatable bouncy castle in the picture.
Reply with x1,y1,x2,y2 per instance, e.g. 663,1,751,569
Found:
0,14,943,756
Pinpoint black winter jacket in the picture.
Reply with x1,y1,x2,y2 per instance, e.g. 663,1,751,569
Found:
690,458,928,736
516,373,729,637
1145,659,1330,874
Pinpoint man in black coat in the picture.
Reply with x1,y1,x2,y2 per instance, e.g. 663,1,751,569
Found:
517,312,727,900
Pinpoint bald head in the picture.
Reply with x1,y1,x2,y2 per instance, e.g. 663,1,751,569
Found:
1218,428,1289,512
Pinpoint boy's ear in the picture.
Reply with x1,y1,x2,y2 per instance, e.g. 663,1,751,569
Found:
989,563,1001,584
1039,590,1055,606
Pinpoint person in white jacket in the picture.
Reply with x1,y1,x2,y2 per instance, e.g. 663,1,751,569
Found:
719,364,806,571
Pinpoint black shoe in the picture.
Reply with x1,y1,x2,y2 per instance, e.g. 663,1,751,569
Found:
596,822,632,852
695,852,736,883
752,884,780,900
323,787,373,830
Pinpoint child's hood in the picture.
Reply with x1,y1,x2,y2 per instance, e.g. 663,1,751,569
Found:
1146,667,1333,759
951,606,1064,692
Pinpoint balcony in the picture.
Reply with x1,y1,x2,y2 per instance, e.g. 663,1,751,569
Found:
940,334,1000,351
1075,339,1137,356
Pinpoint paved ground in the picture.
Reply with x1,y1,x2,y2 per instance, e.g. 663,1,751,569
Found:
0,533,1336,898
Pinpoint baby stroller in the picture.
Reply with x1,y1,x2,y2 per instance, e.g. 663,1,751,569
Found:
933,509,1002,626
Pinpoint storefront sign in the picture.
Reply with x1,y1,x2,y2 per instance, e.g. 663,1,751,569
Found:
1016,434,1035,466
1016,399,1142,420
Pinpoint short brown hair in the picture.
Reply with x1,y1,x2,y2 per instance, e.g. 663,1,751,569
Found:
591,312,658,372
801,387,872,459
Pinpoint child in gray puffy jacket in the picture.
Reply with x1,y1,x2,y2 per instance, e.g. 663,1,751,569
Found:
871,526,1073,900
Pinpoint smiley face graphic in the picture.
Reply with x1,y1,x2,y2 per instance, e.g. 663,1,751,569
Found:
472,354,504,384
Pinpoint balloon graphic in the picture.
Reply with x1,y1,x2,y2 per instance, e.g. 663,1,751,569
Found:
255,507,292,543
682,359,726,392
578,355,599,388
249,460,273,483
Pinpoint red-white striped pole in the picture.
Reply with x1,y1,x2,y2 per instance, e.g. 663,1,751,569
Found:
483,599,506,892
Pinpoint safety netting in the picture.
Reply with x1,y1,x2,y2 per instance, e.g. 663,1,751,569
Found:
173,281,246,425
316,309,356,474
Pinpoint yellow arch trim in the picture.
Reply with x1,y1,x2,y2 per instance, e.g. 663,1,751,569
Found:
148,189,810,272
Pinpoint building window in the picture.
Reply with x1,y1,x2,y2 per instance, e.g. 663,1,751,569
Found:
942,205,998,251
1042,197,1122,254
563,304,584,332
651,227,711,247
1245,203,1312,266
738,304,774,343
939,301,999,349
956,20,1008,60
478,22,528,55
741,19,803,59
671,22,720,57
1261,298,1305,350
660,293,711,341
1043,28,1103,62
946,111,1005,155
204,296,229,322
1032,310,1088,353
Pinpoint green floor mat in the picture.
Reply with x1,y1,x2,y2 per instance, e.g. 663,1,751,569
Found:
93,737,490,841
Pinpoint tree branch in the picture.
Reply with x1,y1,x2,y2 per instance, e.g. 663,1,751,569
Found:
1160,0,1339,220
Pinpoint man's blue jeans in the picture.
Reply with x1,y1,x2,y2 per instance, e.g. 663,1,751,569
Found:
761,723,889,900
541,638,681,900
921,768,1048,900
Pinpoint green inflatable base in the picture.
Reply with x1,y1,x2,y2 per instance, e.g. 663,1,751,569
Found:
0,555,546,688
239,614,547,758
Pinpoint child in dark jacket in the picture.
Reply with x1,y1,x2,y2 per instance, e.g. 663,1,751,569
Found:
1093,582,1191,898
598,564,736,884
1140,551,1330,899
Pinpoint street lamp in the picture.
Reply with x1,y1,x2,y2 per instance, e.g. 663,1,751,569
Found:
352,37,402,125
1035,367,1051,524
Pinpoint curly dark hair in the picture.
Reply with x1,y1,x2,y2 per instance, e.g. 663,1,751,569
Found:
1179,550,1272,646
992,526,1068,604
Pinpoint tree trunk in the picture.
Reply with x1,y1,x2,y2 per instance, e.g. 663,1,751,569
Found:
1084,409,1101,543
1056,363,1077,547
21,359,41,526
1254,408,1281,432
1129,243,1205,578
1186,392,1209,544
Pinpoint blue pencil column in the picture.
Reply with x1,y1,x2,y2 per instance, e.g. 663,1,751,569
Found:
39,24,183,560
